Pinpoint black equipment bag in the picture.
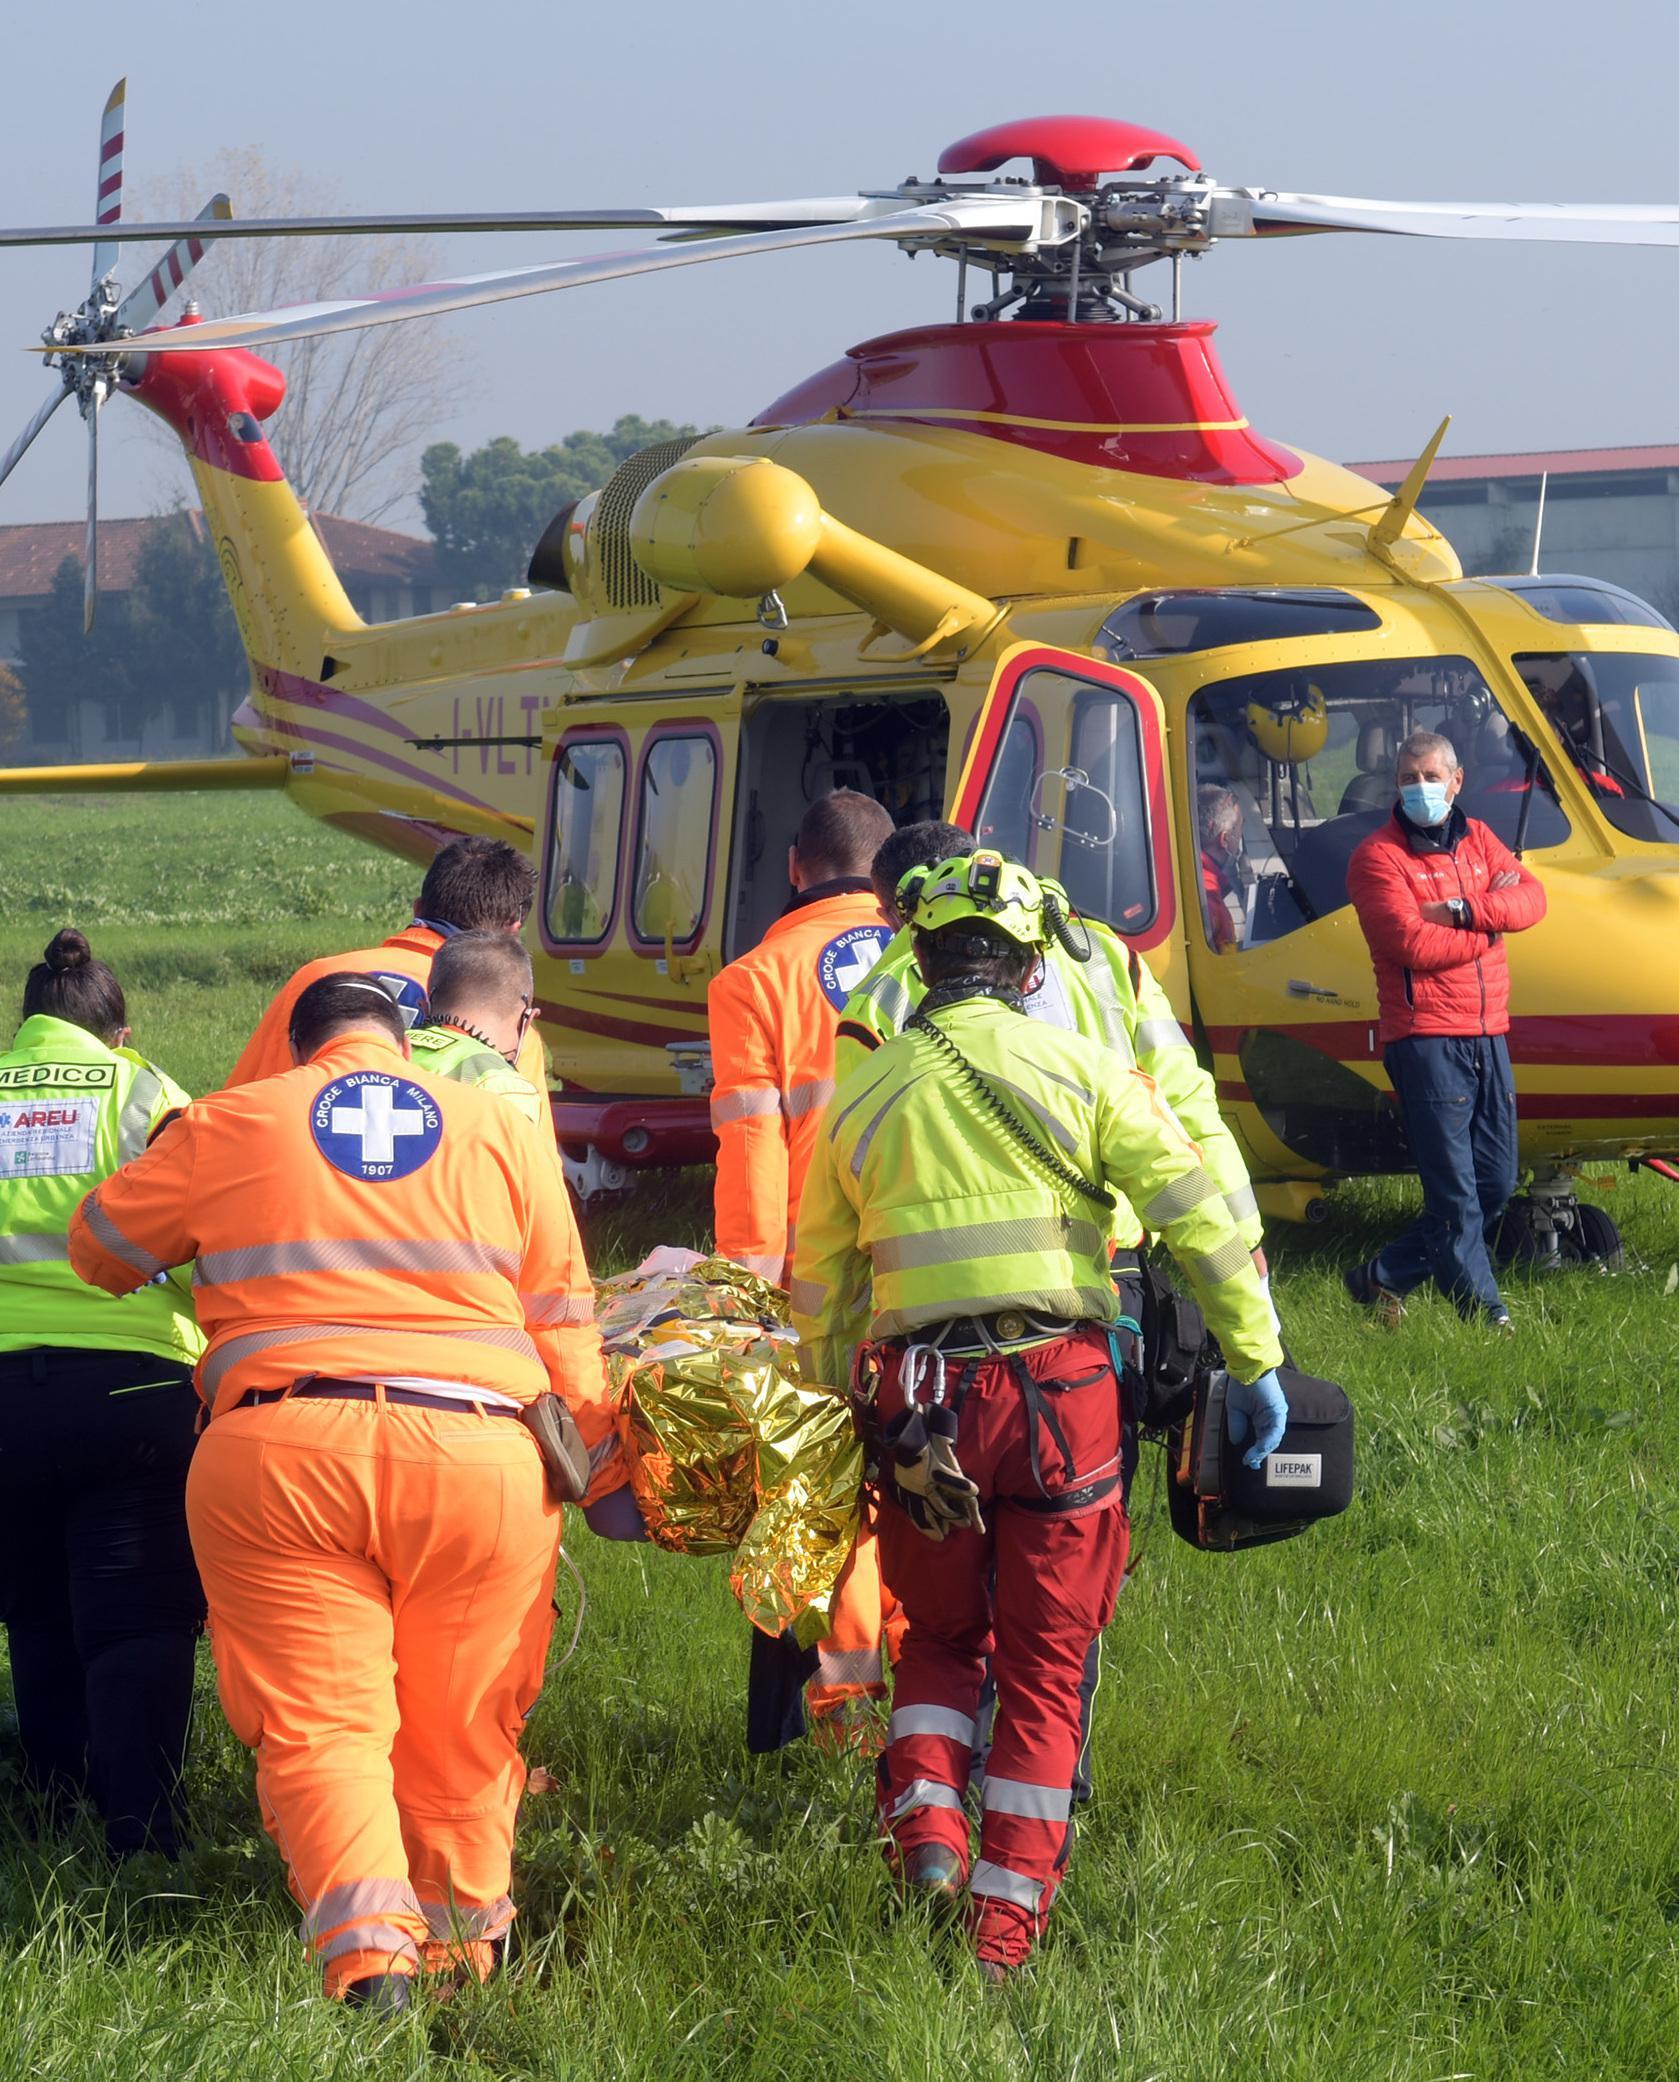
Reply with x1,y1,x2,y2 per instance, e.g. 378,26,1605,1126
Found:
1134,1254,1206,1432
1166,1366,1354,1551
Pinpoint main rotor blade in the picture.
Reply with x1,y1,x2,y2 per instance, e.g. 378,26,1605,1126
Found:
83,395,99,635
0,383,69,493
67,197,1044,358
1238,190,1679,246
90,77,125,286
0,195,889,251
115,194,234,334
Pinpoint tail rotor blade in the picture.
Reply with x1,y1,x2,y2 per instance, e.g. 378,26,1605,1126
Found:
115,193,233,334
91,77,126,287
83,391,101,634
0,384,69,493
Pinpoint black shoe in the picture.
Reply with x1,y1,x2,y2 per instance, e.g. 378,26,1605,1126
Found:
903,1843,965,1902
343,1973,414,2015
1342,1260,1405,1328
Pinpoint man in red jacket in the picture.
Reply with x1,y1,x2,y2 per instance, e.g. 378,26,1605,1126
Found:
1344,729,1547,1329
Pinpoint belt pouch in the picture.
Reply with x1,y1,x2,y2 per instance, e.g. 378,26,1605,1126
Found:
520,1391,590,1503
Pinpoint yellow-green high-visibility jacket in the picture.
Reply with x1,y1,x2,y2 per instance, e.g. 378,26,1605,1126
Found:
834,926,1262,1251
0,1014,202,1363
792,996,1283,1394
407,1022,544,1126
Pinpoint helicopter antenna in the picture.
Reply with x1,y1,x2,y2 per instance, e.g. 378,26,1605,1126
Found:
1529,470,1548,576
1369,415,1452,553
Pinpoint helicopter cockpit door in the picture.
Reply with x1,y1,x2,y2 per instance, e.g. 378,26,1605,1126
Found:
950,642,1185,1010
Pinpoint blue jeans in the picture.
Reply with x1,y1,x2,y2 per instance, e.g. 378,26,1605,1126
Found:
1374,1034,1518,1315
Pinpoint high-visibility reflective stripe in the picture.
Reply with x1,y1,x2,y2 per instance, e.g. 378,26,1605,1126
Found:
788,1277,826,1317
734,1252,786,1283
1141,1169,1220,1228
1031,1062,1095,1106
1225,1183,1260,1226
1135,1015,1191,1055
816,1646,883,1687
887,1776,965,1822
986,1073,1081,1155
783,1078,834,1119
520,1291,595,1327
1192,1233,1255,1287
0,1233,70,1265
888,1702,977,1746
417,1894,514,1941
872,1215,1103,1276
1081,962,1129,1053
115,1066,164,1164
303,1876,424,1940
981,1776,1073,1822
969,1859,1045,1910
828,1064,893,1143
710,1085,780,1127
858,969,913,1033
195,1236,518,1288
587,1432,622,1475
850,1072,928,1178
872,1287,1115,1339
80,1192,164,1279
316,1923,422,1965
201,1320,539,1400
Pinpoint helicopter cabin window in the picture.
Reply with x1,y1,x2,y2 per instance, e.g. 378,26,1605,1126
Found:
1188,655,1571,949
1489,577,1676,633
976,669,1156,934
544,733,626,947
1097,588,1381,660
631,730,719,951
1513,652,1679,844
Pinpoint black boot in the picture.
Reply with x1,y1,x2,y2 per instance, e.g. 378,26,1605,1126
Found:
342,1973,414,2015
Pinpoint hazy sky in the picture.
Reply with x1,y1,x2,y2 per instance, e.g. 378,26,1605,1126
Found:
2,0,1677,532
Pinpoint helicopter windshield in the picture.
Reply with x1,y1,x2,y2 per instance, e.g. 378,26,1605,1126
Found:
1189,655,1570,951
1512,652,1679,843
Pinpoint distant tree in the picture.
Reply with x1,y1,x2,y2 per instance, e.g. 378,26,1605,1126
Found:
1456,523,1534,579
17,519,246,755
135,150,471,523
421,417,704,600
0,664,25,757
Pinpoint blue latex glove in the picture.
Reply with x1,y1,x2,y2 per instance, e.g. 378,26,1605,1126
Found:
1226,1369,1289,1470
583,1487,649,1542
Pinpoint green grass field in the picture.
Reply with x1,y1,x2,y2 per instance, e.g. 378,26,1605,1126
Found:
2,791,1678,2079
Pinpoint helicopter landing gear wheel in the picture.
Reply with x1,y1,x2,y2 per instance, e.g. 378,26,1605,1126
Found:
1496,1175,1623,1274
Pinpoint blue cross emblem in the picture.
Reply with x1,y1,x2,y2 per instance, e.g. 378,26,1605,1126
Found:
817,925,893,1011
310,1072,442,1181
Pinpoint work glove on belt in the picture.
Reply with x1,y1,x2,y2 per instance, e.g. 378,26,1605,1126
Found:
888,1404,985,1543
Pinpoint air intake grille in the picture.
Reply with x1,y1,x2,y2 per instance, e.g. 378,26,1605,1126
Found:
595,437,703,609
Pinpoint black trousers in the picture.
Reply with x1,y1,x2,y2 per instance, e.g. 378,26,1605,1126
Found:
0,1348,205,1857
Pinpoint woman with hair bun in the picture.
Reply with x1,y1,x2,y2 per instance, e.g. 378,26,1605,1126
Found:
0,928,205,1859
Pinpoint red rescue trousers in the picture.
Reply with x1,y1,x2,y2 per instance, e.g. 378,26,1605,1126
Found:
875,1327,1130,1958
186,1394,560,1994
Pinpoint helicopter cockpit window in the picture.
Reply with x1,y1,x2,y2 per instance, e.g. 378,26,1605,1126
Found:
544,734,625,947
1513,652,1679,843
973,706,1042,868
1189,655,1571,949
1488,576,1676,632
632,732,718,950
1097,588,1381,660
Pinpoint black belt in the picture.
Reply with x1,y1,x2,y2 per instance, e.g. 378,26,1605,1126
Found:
914,1311,1086,1355
233,1375,522,1419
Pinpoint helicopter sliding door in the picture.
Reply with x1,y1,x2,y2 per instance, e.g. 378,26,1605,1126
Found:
951,643,1181,1000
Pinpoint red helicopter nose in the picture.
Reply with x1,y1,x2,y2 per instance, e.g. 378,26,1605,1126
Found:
938,115,1201,191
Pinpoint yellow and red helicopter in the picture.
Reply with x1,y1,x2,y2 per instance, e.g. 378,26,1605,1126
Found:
6,91,1679,1261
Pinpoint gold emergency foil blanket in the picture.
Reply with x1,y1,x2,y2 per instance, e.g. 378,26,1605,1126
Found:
599,1257,862,1641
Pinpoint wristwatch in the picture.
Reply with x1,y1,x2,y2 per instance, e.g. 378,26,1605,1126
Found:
1449,897,1472,929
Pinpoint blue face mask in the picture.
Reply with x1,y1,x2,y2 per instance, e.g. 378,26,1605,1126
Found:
1400,780,1452,827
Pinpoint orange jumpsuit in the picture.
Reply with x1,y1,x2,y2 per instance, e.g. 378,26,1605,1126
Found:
69,1027,620,1995
228,922,550,1103
706,882,898,1727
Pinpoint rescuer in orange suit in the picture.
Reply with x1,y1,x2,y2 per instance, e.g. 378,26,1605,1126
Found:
707,789,897,1742
69,973,624,2014
227,834,550,1102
